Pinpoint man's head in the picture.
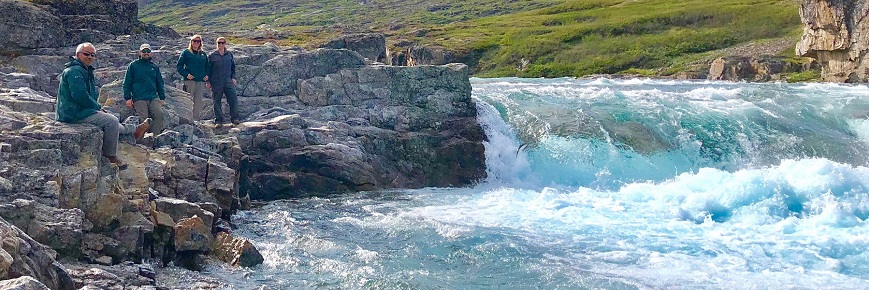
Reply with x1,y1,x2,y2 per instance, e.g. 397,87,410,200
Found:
75,43,96,67
139,43,152,60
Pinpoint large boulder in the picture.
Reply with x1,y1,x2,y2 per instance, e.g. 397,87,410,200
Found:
0,217,75,290
322,33,387,63
0,0,66,52
239,63,486,200
0,199,86,258
797,0,869,82
407,45,454,66
211,232,263,267
173,216,212,252
0,276,51,290
708,56,803,82
236,48,366,97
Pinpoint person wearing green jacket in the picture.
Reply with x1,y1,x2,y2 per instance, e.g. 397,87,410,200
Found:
56,42,150,170
176,35,210,120
123,43,166,134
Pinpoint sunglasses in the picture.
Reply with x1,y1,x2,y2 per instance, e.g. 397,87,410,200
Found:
80,51,96,57
192,40,201,43
217,42,226,44
141,49,151,53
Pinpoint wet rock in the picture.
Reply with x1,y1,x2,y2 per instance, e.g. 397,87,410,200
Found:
211,232,263,267
708,56,802,82
173,216,212,252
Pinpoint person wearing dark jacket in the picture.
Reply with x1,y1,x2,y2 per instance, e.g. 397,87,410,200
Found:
206,37,239,127
56,42,150,170
176,35,209,120
123,43,166,134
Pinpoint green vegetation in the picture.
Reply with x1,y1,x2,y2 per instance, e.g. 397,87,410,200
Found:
141,0,803,77
784,70,821,83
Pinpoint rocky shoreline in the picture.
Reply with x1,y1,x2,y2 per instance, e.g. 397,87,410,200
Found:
1,1,486,288
1,0,862,288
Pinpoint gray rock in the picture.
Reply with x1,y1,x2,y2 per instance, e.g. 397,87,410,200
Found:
407,45,454,66
0,276,51,290
0,217,75,290
0,1,66,52
153,197,214,229
322,33,387,62
237,49,366,97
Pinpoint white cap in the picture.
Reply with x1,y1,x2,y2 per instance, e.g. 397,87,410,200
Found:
139,43,151,52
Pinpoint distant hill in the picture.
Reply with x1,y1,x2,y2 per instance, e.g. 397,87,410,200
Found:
140,0,804,78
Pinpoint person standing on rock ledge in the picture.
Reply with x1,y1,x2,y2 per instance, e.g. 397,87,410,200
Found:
124,43,167,135
56,42,151,170
206,37,239,128
176,35,210,120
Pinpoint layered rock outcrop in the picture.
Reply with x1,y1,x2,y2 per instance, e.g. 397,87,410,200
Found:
0,0,177,54
1,29,485,290
797,0,869,82
707,56,816,82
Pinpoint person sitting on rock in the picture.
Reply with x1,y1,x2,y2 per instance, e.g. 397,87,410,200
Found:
124,43,166,135
56,42,150,170
176,35,210,121
206,37,239,127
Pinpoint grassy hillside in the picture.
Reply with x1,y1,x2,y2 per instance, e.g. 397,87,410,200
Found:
141,0,803,78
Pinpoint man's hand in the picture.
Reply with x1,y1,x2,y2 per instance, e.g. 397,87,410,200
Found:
187,74,194,80
206,82,211,89
203,76,209,82
232,79,237,85
125,99,133,109
160,100,165,105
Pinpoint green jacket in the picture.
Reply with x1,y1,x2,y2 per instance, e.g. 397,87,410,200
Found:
56,57,100,123
176,49,210,82
123,58,166,101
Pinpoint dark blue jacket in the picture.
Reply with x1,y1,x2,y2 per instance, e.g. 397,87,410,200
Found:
207,50,236,90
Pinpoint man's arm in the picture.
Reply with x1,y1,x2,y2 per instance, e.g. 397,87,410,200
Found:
156,66,166,100
230,53,236,80
122,63,134,100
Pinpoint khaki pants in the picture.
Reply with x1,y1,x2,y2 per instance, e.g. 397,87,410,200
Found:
184,80,206,120
80,112,138,157
133,99,164,134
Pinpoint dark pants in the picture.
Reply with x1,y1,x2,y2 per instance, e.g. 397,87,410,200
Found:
212,85,238,123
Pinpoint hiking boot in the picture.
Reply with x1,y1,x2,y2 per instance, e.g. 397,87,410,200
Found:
215,122,223,129
231,119,240,125
134,118,151,140
106,156,128,170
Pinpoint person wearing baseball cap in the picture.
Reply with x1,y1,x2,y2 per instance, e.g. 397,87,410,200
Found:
123,43,166,135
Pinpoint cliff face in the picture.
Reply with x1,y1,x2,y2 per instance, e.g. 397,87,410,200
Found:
0,0,176,54
797,0,869,82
